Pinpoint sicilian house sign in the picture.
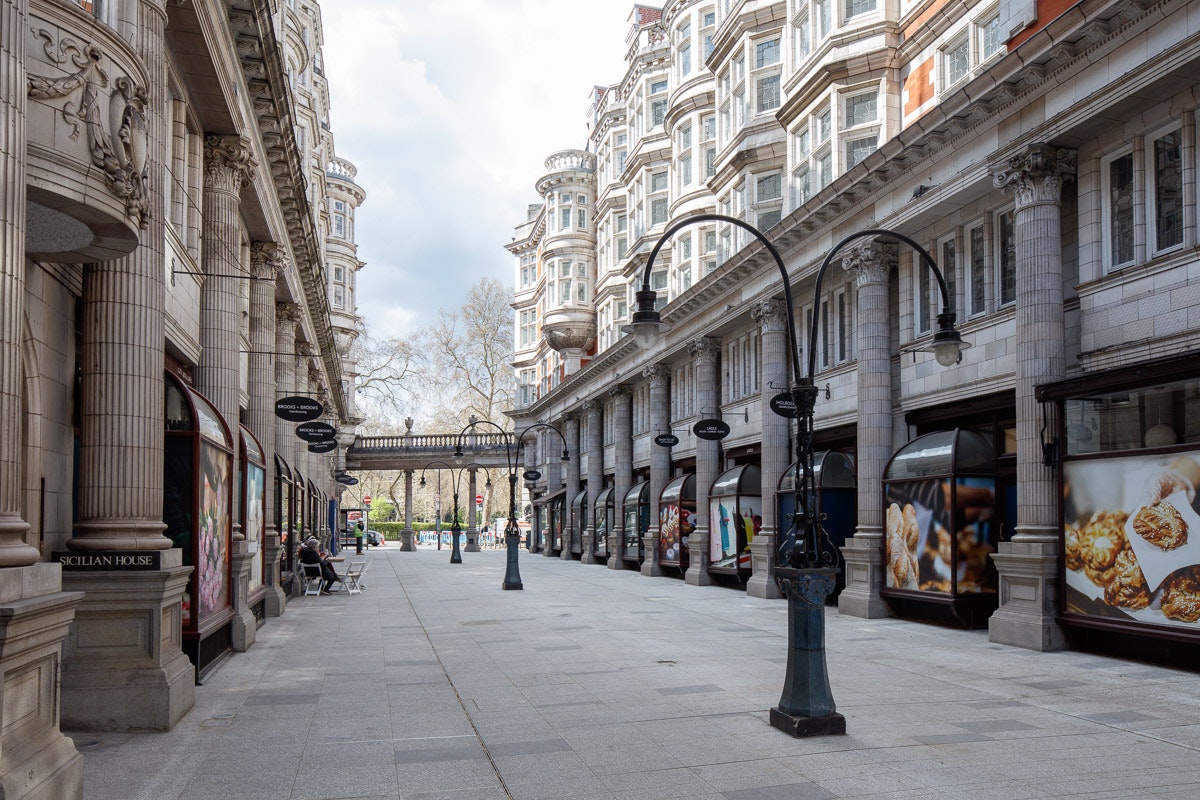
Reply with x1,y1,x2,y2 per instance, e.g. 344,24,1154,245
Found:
275,396,323,422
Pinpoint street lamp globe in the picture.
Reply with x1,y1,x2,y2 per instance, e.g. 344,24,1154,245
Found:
621,289,668,350
928,312,971,367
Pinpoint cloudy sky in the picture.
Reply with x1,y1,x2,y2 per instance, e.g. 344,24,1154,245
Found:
320,1,637,339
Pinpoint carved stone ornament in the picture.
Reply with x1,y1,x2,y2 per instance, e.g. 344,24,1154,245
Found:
992,143,1079,208
642,364,670,387
688,337,720,364
276,302,302,326
582,398,603,415
27,36,150,227
842,240,896,287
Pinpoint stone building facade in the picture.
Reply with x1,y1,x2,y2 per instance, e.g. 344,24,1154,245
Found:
0,0,362,796
510,0,1200,659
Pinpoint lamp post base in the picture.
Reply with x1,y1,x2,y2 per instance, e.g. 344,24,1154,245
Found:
769,707,846,737
772,567,845,738
502,532,523,590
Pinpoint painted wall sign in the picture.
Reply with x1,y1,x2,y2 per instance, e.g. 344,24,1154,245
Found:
296,421,336,442
654,434,680,447
274,396,323,422
769,392,800,419
53,551,163,570
693,419,731,441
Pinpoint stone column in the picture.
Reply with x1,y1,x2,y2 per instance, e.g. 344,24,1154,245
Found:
989,144,1077,651
0,0,85,794
61,0,195,732
542,428,562,557
562,413,580,560
838,242,897,618
581,400,604,564
274,303,300,589
643,366,670,577
401,470,416,551
686,338,720,586
522,437,538,550
198,135,256,650
249,246,287,617
465,468,480,552
294,348,314,547
748,300,789,599
609,388,633,569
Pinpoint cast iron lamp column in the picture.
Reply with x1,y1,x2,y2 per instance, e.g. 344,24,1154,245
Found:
419,461,459,563
447,464,492,565
455,420,569,590
623,214,968,738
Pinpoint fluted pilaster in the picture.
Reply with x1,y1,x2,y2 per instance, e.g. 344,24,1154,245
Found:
562,413,580,560
0,0,38,565
582,399,604,564
71,0,170,551
643,366,670,577
609,387,632,569
749,299,790,599
686,338,720,586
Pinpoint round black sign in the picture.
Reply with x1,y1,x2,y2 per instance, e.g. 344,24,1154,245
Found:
522,469,542,481
308,439,337,453
693,419,731,441
343,477,359,486
336,474,355,484
296,421,337,442
654,434,680,447
274,396,323,422
769,392,801,419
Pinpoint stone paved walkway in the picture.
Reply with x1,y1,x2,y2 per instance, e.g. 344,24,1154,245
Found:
74,547,1200,799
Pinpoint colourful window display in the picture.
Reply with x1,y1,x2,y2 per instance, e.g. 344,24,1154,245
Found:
593,486,613,558
623,481,650,562
708,464,761,575
241,425,265,596
658,474,695,568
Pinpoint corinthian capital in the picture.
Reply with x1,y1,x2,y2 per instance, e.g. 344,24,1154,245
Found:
276,302,302,326
642,364,670,387
204,134,257,193
992,143,1078,208
688,336,720,365
250,242,287,281
842,240,896,287
751,298,789,333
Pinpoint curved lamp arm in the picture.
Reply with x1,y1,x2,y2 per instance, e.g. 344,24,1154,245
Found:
517,421,571,465
454,419,516,473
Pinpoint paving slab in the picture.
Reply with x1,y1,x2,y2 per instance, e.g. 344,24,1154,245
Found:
73,548,1200,800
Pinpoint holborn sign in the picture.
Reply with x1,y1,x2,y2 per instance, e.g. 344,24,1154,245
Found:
769,392,801,419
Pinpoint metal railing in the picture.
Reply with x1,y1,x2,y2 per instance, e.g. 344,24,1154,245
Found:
348,433,514,452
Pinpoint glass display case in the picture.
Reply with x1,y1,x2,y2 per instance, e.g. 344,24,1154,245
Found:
881,428,1000,627
623,481,650,563
708,464,761,577
240,425,265,601
570,488,587,556
274,454,293,577
163,372,234,676
549,491,566,552
777,451,856,594
593,486,613,559
658,474,695,571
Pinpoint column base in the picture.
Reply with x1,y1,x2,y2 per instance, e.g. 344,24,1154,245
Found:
261,534,286,618
60,551,196,731
229,541,257,652
746,529,781,599
465,530,480,553
684,528,711,586
606,533,622,570
400,530,415,551
561,542,573,560
0,564,85,800
988,539,1068,652
581,531,597,564
640,535,662,577
837,533,892,619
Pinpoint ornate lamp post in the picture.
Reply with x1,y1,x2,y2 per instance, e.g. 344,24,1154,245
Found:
420,460,486,564
623,213,967,737
454,420,569,590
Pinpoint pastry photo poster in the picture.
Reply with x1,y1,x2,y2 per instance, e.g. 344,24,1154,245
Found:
1063,451,1200,631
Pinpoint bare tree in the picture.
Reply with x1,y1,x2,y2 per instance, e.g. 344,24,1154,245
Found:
352,320,422,422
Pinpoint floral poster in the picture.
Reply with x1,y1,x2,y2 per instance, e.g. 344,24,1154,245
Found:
198,444,231,621
246,463,264,593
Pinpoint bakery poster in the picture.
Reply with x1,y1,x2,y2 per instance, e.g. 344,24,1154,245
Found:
884,478,998,594
1064,452,1200,631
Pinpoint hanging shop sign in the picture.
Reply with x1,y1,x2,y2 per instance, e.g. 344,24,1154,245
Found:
336,474,356,485
769,392,801,419
274,396,323,422
308,439,337,453
296,421,336,442
693,419,731,441
654,434,680,447
522,469,542,481
343,477,359,485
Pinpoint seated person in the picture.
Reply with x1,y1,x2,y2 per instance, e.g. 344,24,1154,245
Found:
299,537,342,594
